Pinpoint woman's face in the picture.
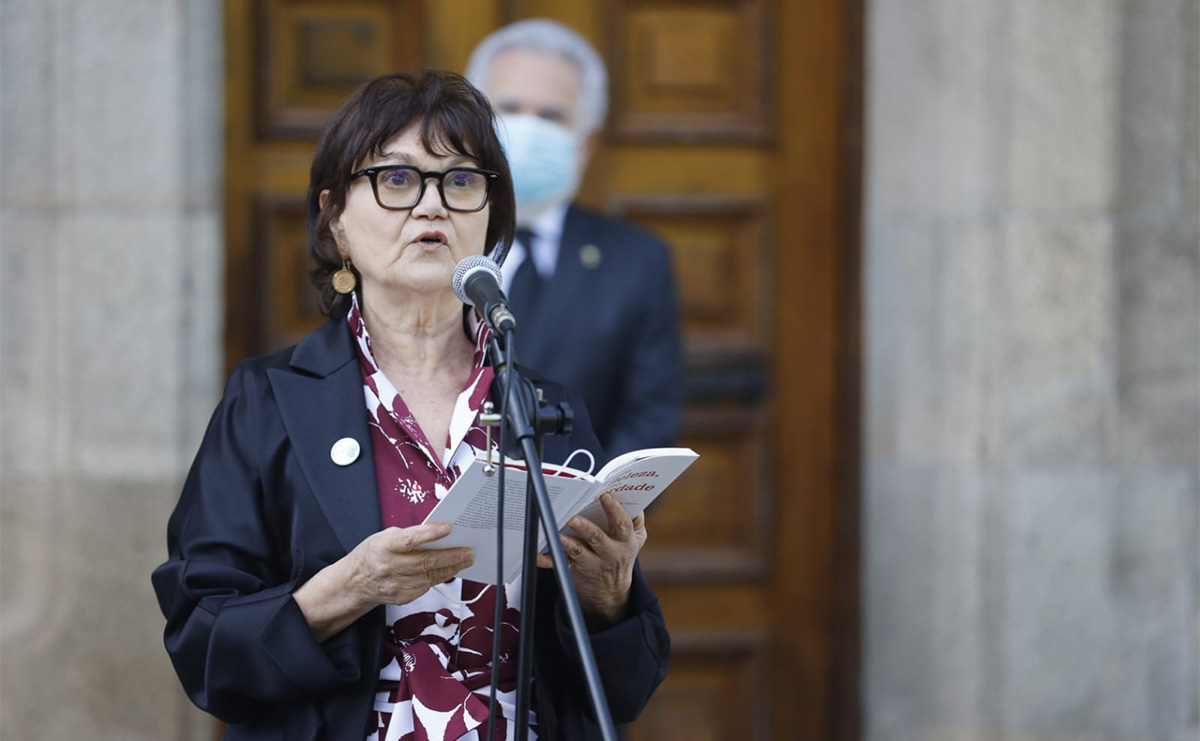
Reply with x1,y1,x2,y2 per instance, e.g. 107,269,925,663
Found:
332,121,491,305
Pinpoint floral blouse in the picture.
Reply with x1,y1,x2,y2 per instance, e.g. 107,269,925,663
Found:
349,295,536,741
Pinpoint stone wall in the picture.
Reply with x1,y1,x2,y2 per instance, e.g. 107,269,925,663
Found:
863,0,1200,739
1,1,222,738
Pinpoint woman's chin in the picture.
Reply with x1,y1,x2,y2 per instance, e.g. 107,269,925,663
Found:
388,267,456,297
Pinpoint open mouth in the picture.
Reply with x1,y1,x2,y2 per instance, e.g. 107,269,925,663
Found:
414,231,447,247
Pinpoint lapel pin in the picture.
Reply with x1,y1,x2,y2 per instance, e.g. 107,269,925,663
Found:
330,437,360,466
579,244,602,270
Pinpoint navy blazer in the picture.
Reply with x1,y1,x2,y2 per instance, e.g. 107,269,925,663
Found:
508,204,684,458
152,318,670,740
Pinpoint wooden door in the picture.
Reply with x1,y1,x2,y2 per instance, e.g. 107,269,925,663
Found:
224,1,861,738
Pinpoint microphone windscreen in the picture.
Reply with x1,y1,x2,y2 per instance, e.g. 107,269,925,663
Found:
452,255,502,305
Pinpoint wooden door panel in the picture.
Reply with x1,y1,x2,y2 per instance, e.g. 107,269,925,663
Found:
255,196,320,349
255,0,424,137
626,633,771,741
609,0,771,142
599,4,788,733
225,1,860,739
613,196,772,356
641,405,771,581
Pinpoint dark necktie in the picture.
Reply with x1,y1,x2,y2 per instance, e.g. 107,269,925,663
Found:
508,228,541,322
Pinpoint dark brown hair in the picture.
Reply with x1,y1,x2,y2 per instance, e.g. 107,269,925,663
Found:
306,69,516,317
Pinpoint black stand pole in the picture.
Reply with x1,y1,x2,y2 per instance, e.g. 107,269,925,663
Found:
512,433,541,739
485,332,618,741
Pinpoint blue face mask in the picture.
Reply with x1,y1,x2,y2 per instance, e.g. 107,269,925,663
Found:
497,114,582,219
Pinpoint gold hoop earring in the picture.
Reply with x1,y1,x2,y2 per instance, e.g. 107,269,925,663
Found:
332,260,356,294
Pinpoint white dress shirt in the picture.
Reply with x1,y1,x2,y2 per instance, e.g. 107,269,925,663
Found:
500,201,569,292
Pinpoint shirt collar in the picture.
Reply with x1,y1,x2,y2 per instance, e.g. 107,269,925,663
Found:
525,200,568,247
504,201,569,286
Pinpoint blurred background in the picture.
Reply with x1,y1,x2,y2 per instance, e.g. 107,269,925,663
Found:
1,1,1196,739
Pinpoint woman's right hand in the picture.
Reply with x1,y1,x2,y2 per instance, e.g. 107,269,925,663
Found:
293,522,473,642
345,522,474,607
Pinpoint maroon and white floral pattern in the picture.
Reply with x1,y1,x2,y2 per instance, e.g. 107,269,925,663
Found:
349,295,535,741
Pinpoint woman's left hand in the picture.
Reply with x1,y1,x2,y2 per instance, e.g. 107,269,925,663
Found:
537,492,647,630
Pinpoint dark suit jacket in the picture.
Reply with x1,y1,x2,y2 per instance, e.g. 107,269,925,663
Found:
508,204,684,458
151,318,669,740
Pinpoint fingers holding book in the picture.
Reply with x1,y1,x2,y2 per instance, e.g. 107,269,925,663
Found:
554,492,647,630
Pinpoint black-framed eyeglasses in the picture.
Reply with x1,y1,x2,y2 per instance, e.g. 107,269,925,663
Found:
350,165,499,213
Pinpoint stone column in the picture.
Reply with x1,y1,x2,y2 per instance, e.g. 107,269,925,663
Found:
863,0,1199,739
1,1,223,738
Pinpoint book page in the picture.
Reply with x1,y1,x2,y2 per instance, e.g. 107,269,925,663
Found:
594,447,698,481
572,448,699,531
421,455,593,584
421,448,699,583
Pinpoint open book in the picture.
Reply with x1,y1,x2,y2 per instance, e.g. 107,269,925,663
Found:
421,447,699,584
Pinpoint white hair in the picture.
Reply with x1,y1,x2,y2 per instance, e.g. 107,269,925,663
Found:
465,18,609,134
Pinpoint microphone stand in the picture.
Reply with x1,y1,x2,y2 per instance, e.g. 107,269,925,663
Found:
481,330,619,741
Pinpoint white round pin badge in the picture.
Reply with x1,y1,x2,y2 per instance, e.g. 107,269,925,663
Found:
579,244,602,270
330,437,360,466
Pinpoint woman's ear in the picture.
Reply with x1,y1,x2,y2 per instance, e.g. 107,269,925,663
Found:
320,189,348,255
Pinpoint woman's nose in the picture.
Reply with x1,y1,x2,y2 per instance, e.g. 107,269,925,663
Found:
410,178,448,216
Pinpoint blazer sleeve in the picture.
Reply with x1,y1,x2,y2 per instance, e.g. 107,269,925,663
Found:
150,363,366,723
532,383,671,730
605,235,685,457
531,561,669,741
559,563,669,722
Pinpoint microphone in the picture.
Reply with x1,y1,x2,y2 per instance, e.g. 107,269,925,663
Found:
452,255,516,334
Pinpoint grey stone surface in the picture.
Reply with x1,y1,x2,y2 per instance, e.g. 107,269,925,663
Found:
0,0,55,208
67,1,184,208
1118,373,1200,464
0,481,65,647
923,472,990,732
0,1,224,739
1000,219,1118,464
1006,0,1120,212
864,218,946,461
177,212,225,452
0,211,67,479
938,222,1005,464
69,212,185,481
863,1,1199,739
1,480,211,741
1002,467,1198,736
864,461,941,736
865,464,991,739
180,0,224,214
1116,222,1200,379
865,0,997,217
864,217,1007,466
1116,0,1189,216
1183,0,1199,218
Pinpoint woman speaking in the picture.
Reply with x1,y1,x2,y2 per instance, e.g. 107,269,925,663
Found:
152,69,668,741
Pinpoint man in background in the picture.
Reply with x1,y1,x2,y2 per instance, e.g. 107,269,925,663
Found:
466,18,685,459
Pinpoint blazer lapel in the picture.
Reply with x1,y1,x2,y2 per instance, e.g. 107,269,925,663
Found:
268,320,382,555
